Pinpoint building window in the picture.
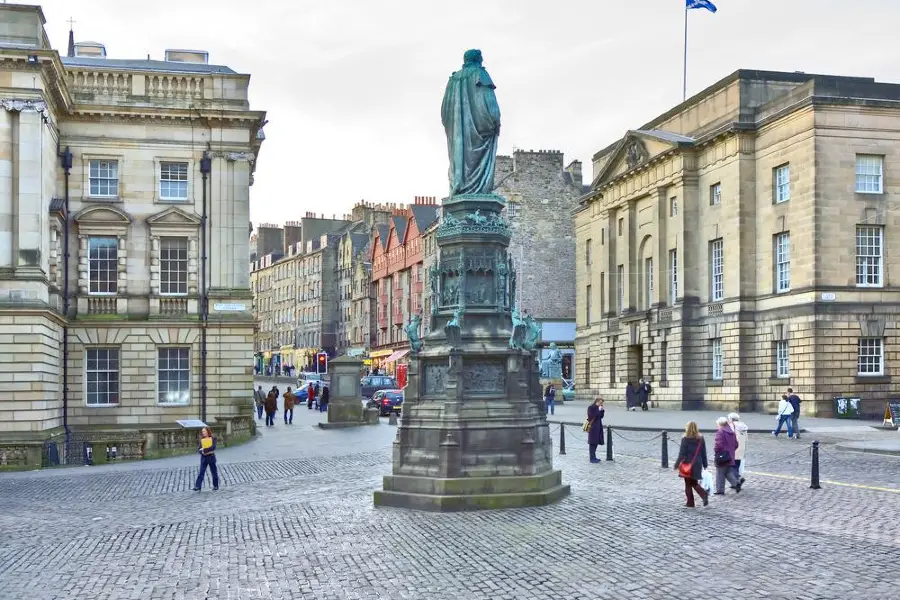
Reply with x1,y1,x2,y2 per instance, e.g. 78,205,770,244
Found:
661,341,668,383
506,200,518,219
585,284,592,324
89,159,119,197
645,257,654,308
583,356,591,387
856,155,883,194
617,218,624,236
670,196,677,217
585,239,592,266
856,226,884,287
775,232,791,293
85,347,120,406
609,347,616,384
159,161,189,201
158,347,191,404
711,338,723,380
617,264,625,312
710,182,722,206
160,237,188,295
601,228,605,245
600,272,606,316
857,338,883,376
710,239,724,301
88,237,118,295
669,249,678,303
775,340,789,378
774,164,790,203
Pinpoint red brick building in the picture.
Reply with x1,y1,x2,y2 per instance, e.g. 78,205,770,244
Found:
369,197,439,374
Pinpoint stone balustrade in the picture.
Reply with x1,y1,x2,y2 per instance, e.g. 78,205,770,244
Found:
87,296,117,315
159,297,188,315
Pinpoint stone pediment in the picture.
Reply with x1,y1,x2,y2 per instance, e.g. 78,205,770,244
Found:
592,129,695,190
146,206,201,234
73,204,133,236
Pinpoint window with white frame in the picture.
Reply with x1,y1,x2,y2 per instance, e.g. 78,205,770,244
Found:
775,232,791,293
711,338,723,380
670,196,678,217
160,237,188,295
669,249,678,303
585,239,592,266
710,239,724,301
645,257,654,308
710,182,722,206
857,338,883,376
505,200,518,219
89,159,119,197
85,347,120,406
159,161,189,201
776,340,790,378
88,237,118,295
617,264,625,312
856,155,883,194
157,347,191,405
774,164,790,203
585,284,592,324
856,226,884,287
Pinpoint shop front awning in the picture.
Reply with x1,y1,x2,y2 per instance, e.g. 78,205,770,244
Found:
383,349,410,364
370,349,394,359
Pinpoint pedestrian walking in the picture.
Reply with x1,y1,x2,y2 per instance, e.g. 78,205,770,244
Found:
625,381,639,411
713,416,742,495
313,382,321,410
254,385,265,421
192,427,219,491
586,396,605,463
637,378,652,411
772,394,795,438
544,383,556,415
264,387,278,427
728,412,748,483
786,387,802,439
283,386,296,425
319,385,330,413
307,382,315,410
674,421,709,508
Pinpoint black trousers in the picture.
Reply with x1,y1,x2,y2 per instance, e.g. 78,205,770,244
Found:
589,444,598,460
195,454,219,489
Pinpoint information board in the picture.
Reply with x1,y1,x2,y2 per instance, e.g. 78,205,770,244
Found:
883,401,900,427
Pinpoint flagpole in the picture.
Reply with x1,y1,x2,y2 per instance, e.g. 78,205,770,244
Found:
683,5,688,101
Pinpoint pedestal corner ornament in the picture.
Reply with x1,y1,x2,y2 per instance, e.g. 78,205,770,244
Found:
373,49,570,512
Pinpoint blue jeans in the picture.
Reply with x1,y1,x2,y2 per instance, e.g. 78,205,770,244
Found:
774,414,794,437
545,398,555,415
284,408,293,424
195,454,219,489
256,404,263,419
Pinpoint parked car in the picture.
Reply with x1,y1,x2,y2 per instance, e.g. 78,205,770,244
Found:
366,389,404,416
297,372,324,388
360,375,397,399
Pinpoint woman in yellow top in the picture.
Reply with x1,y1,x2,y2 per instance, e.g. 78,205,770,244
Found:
192,427,220,491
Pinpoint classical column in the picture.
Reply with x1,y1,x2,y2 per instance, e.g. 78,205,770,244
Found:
0,108,12,269
12,105,45,272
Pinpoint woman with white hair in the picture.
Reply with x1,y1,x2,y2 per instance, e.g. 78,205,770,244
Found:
713,416,742,495
729,412,748,483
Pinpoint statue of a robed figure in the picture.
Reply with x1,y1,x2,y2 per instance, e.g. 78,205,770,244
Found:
375,50,568,512
441,49,501,197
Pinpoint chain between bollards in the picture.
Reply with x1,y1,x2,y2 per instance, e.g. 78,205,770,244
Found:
661,430,669,469
559,423,566,455
810,440,821,489
605,425,613,461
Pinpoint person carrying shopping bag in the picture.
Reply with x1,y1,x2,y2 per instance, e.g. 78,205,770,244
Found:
713,417,742,495
772,394,795,438
674,421,709,508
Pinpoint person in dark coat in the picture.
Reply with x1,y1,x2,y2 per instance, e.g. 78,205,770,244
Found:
587,396,605,463
625,382,639,411
264,388,278,427
674,420,708,507
637,378,652,411
714,416,742,495
319,385,330,413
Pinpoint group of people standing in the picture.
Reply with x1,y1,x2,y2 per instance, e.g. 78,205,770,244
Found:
253,382,331,427
625,379,653,411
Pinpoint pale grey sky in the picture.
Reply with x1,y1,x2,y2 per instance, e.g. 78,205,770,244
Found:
35,0,900,227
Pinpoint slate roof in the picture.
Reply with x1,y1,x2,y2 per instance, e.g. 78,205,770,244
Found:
350,233,370,252
391,216,408,244
375,224,390,250
49,198,65,214
410,204,440,233
62,56,238,75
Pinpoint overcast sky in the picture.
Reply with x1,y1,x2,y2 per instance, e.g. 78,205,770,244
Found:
35,0,900,227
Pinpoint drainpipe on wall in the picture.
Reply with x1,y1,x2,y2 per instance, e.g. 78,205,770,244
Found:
200,152,211,422
58,145,72,459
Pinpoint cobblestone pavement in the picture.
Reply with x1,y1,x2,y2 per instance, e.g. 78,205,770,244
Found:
1,407,898,600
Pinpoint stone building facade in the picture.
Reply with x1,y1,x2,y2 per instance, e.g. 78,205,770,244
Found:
494,150,585,379
0,5,265,467
575,69,900,417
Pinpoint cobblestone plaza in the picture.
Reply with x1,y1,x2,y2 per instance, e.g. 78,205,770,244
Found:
0,404,898,600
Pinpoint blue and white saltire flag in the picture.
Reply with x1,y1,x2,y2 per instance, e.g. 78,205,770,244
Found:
686,0,717,12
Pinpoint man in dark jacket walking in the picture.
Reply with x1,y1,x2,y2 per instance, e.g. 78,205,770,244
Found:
786,387,802,440
264,387,278,427
638,378,652,411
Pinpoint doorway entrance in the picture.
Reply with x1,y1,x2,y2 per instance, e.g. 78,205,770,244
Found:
627,344,644,382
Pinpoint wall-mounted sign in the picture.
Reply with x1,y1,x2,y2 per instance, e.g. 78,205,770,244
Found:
214,303,246,312
820,293,836,301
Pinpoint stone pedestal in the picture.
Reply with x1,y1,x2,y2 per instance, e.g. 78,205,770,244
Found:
319,355,373,429
373,193,570,511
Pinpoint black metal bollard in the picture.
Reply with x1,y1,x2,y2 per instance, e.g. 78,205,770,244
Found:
810,440,821,490
559,424,566,455
605,425,614,461
661,431,669,469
